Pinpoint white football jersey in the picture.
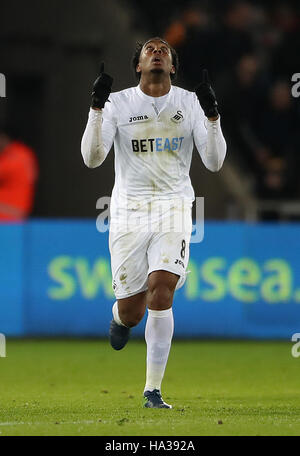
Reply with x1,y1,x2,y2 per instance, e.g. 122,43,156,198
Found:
101,85,209,212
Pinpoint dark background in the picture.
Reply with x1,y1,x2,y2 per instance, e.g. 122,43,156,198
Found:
0,0,299,220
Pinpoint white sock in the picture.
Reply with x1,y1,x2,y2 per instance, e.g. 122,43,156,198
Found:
144,308,174,393
112,301,127,327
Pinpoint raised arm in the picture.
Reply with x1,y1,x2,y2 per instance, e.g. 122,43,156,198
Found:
81,63,116,168
193,69,227,172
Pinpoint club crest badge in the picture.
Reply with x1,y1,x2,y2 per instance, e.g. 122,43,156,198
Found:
171,110,184,123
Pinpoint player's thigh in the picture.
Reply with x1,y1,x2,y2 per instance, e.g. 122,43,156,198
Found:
109,228,150,299
147,229,191,291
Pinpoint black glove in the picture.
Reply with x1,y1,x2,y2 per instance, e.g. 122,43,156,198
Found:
195,69,219,118
91,62,113,109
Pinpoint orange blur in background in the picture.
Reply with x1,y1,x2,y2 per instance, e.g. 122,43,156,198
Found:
0,139,38,221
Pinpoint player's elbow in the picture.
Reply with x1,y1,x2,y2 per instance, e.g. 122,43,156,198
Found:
209,162,223,172
206,159,224,172
205,136,227,172
208,166,219,173
81,146,104,168
81,152,94,168
82,156,100,168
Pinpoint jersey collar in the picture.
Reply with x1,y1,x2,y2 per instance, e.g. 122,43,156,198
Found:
136,84,173,103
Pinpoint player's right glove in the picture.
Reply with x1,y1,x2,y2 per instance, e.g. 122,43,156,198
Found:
91,62,113,109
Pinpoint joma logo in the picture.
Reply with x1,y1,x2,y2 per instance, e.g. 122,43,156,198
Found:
175,259,185,268
129,115,149,123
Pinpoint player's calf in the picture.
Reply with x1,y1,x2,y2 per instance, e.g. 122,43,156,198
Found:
109,296,146,350
117,292,147,327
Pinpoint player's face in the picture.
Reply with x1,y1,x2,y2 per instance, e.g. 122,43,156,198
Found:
137,40,175,79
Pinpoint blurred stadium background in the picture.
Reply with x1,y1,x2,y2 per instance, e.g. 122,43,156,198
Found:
1,0,300,339
1,0,300,436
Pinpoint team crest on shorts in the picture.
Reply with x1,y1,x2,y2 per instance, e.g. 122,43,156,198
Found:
171,110,184,123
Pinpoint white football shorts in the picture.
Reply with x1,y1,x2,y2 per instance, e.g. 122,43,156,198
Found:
109,199,192,299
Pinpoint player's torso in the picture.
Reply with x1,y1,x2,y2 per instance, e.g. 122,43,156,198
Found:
111,86,195,199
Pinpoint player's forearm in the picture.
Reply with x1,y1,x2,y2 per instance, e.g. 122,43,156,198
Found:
81,109,108,168
203,117,227,172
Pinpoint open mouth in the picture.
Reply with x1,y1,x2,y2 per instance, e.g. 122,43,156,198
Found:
152,57,162,64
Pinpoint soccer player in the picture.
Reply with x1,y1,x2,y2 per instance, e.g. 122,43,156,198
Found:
81,37,226,408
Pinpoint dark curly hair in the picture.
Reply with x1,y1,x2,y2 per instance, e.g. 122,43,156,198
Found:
132,37,179,81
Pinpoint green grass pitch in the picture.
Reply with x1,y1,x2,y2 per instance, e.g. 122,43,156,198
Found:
0,339,300,436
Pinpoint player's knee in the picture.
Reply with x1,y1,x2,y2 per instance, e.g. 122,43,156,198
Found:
148,284,173,310
119,307,145,328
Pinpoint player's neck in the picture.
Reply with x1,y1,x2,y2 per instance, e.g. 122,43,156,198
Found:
139,76,171,98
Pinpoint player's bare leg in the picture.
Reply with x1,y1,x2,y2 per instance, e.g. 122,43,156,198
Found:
143,270,179,409
109,291,147,350
117,291,148,327
147,270,178,311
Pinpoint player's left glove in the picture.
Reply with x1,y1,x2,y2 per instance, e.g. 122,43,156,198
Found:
91,62,113,109
195,69,219,119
